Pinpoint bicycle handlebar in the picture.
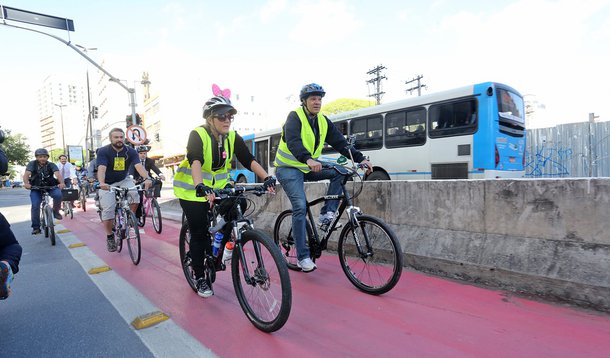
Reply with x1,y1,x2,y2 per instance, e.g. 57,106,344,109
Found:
29,185,58,191
214,185,268,197
320,162,369,176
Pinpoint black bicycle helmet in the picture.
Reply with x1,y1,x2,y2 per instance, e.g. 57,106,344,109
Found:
299,83,326,101
202,96,237,119
34,148,49,157
136,145,149,153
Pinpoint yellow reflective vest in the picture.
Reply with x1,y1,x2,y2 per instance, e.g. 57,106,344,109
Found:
274,107,328,173
173,128,236,202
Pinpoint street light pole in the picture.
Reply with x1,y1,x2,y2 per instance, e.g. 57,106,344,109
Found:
54,103,67,154
75,44,97,162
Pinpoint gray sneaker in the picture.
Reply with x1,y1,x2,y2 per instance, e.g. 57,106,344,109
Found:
297,258,317,272
106,237,117,252
196,278,213,298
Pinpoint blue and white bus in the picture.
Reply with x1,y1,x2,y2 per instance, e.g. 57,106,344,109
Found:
232,82,525,182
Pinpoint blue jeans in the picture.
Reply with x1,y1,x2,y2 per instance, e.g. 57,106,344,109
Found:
276,164,344,260
30,188,62,229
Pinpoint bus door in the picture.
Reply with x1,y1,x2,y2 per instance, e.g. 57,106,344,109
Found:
255,139,269,183
428,98,478,179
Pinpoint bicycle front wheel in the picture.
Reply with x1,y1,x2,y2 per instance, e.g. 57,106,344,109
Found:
151,199,162,234
41,207,49,238
178,222,197,292
338,215,402,295
80,191,87,212
46,206,56,246
273,210,314,271
126,211,141,265
232,229,292,333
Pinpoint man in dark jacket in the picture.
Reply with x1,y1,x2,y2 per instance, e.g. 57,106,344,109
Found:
0,135,22,299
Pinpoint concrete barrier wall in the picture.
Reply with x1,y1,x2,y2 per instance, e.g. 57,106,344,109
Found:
243,178,610,312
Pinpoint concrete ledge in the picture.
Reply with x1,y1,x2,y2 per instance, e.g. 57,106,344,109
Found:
160,178,610,312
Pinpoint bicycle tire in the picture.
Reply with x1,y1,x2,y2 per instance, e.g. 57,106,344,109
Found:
179,222,197,292
80,191,87,212
273,209,315,271
114,211,124,253
126,211,141,265
337,215,402,295
68,202,74,219
46,206,56,246
41,207,49,238
151,199,162,234
232,229,292,333
137,203,146,227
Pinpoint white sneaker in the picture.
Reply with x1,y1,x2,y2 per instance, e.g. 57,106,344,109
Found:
297,258,317,272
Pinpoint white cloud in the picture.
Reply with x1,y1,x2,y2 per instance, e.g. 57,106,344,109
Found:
260,0,287,23
288,0,361,45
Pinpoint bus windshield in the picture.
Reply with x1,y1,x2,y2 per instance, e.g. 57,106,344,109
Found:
497,88,524,123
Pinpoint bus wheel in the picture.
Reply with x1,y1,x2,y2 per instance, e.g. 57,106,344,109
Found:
366,171,390,181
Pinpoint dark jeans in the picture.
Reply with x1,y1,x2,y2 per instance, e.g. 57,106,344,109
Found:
276,164,344,260
30,188,62,229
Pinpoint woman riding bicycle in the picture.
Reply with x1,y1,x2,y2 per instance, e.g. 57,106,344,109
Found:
174,95,276,299
274,83,372,272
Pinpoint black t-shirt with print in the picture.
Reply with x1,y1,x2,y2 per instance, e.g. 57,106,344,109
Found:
26,160,59,186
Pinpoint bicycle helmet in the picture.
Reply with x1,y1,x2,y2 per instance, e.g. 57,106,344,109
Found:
202,96,237,119
299,83,326,101
34,148,49,157
136,145,149,153
75,161,83,167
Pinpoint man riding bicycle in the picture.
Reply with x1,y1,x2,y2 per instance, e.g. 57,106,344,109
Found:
22,148,65,235
274,83,372,272
174,95,276,298
74,161,89,207
130,145,165,202
97,128,151,252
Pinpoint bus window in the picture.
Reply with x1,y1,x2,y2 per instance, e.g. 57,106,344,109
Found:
255,139,269,180
385,107,426,148
497,88,525,137
322,120,348,154
429,99,477,138
270,134,280,164
350,115,383,150
233,139,253,170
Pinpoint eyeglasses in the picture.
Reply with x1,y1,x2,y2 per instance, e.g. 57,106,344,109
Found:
213,113,234,122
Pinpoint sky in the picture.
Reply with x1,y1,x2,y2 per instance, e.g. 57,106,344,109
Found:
1,0,609,149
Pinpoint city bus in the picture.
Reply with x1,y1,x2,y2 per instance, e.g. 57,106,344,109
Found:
232,82,526,182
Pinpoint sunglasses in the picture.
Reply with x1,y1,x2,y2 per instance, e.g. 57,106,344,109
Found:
213,113,234,122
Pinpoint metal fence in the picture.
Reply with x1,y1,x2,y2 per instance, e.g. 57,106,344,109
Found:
526,121,610,178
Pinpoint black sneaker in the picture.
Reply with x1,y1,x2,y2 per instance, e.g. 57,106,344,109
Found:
106,236,117,252
53,210,63,220
196,278,213,298
31,228,41,235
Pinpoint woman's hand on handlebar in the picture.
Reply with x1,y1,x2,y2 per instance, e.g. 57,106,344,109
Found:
195,183,216,208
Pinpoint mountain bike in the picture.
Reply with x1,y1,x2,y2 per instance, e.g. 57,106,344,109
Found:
137,177,162,234
108,185,143,265
273,162,403,295
179,185,292,332
31,186,57,246
78,181,88,212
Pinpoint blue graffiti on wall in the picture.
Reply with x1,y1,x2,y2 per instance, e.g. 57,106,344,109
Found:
525,145,573,177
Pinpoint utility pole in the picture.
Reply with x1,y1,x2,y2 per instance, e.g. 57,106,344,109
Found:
75,44,97,162
405,75,427,96
366,65,387,105
54,104,67,154
588,112,599,177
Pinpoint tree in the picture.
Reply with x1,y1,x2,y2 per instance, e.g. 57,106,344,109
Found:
321,98,375,116
2,130,30,166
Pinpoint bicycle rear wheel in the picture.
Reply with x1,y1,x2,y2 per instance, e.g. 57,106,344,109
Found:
114,211,124,253
126,211,141,265
46,206,56,246
273,209,314,271
151,199,162,234
179,222,197,292
80,191,87,212
232,229,292,333
338,215,402,295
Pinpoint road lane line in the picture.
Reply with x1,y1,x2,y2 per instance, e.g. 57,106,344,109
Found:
56,224,217,358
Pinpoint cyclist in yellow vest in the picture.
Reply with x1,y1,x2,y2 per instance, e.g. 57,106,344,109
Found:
174,95,276,298
274,83,373,272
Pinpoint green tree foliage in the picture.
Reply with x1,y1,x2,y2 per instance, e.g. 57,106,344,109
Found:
321,98,375,116
3,130,30,166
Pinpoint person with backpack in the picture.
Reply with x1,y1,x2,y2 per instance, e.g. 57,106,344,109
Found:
22,148,65,235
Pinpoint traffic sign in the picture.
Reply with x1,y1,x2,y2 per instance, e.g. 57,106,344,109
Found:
126,125,147,145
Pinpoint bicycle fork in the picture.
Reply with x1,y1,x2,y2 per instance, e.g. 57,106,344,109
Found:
346,206,374,260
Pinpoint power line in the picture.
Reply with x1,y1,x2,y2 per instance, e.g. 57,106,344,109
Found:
366,65,387,105
405,75,427,96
